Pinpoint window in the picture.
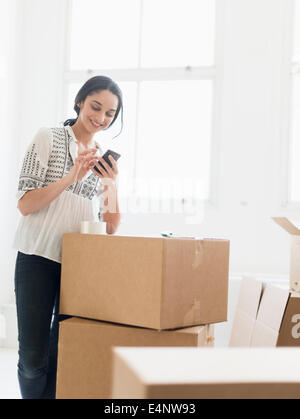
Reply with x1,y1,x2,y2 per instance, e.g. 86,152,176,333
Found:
64,0,216,210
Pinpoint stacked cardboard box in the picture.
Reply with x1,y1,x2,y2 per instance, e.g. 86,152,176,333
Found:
229,277,300,346
56,233,230,399
56,318,214,399
229,218,300,347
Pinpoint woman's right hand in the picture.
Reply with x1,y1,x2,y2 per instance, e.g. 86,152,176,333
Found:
65,148,98,185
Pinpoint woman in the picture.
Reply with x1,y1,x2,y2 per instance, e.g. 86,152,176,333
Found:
13,75,123,399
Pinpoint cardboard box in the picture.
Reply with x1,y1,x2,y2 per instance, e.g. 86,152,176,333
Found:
60,234,230,330
229,277,300,347
273,217,300,292
112,347,300,399
56,317,214,399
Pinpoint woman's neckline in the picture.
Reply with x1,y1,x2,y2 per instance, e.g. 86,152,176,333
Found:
66,125,100,150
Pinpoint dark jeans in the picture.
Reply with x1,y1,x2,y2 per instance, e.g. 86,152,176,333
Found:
14,251,67,399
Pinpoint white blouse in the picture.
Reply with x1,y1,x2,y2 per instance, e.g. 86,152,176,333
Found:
13,125,104,263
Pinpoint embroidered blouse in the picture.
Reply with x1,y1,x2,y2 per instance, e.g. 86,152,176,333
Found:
13,125,104,263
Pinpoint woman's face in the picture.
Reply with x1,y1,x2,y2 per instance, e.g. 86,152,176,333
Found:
77,89,119,134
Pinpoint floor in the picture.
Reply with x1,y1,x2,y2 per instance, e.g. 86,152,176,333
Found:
0,348,20,399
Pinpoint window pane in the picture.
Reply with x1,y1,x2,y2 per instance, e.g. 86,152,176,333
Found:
70,0,215,70
141,0,215,68
290,76,300,201
70,0,141,70
135,80,213,199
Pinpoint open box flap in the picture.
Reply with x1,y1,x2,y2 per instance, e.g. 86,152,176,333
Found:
256,283,290,333
229,277,263,347
272,217,300,235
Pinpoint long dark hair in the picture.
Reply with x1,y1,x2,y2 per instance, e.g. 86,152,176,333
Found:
64,75,123,138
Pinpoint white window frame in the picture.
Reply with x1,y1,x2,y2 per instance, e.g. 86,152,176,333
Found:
62,0,225,210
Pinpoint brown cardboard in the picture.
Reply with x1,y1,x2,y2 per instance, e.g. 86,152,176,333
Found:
251,283,289,347
230,277,300,347
229,277,263,346
56,317,214,399
277,293,300,346
112,347,300,399
272,217,300,292
60,234,230,330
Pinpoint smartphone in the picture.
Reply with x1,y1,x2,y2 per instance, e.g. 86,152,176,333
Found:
93,149,121,174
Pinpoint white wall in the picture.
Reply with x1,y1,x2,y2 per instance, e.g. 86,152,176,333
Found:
1,0,296,313
0,0,22,308
0,0,68,310
15,0,68,158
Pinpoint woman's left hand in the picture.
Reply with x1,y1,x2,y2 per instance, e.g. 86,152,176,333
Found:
91,155,119,183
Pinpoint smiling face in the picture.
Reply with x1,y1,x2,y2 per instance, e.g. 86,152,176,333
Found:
77,89,119,134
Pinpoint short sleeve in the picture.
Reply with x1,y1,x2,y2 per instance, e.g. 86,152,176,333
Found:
16,127,53,200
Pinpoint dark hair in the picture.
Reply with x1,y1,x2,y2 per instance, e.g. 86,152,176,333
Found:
64,75,123,138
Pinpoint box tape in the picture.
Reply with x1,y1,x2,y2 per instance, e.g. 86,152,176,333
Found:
206,324,215,345
183,299,201,326
192,240,204,270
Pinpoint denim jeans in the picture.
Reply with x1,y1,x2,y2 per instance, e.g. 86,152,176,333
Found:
14,251,67,399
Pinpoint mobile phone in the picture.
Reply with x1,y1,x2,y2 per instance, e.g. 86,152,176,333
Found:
93,149,121,174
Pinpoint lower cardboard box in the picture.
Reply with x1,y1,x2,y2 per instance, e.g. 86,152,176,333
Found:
112,347,300,399
56,317,214,399
230,276,300,347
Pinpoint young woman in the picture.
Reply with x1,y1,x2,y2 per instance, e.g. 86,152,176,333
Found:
13,75,123,399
